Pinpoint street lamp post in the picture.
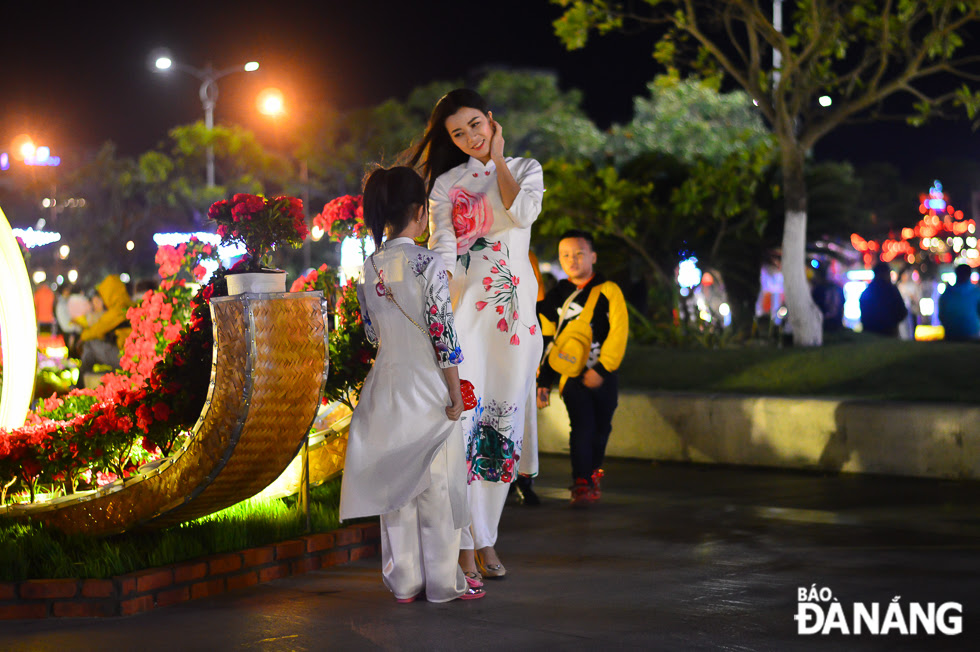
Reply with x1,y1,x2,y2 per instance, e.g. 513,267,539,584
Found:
153,55,259,187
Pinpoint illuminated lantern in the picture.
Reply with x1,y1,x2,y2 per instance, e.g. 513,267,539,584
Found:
0,205,37,429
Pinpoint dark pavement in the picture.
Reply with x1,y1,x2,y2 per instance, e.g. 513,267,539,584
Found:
2,454,979,651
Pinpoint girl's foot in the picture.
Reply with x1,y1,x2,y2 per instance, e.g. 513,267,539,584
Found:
464,571,484,588
459,586,486,600
459,549,479,576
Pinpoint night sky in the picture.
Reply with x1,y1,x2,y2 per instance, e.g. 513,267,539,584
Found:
2,0,980,192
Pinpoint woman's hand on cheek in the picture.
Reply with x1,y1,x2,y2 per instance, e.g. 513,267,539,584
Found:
488,111,505,160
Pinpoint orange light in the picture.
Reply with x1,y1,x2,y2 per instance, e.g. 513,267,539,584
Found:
11,134,35,161
256,88,285,117
902,227,915,239
955,210,964,220
850,233,868,251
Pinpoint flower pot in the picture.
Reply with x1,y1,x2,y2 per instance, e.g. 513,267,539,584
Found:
226,270,287,295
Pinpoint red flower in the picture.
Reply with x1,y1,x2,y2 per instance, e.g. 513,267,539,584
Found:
496,306,505,314
152,402,172,422
492,241,502,252
475,301,488,311
193,265,207,280
509,334,520,345
135,404,154,431
429,322,444,336
497,318,508,332
530,325,537,335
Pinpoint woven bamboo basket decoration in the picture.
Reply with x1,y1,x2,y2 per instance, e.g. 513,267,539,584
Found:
3,292,329,536
255,401,352,501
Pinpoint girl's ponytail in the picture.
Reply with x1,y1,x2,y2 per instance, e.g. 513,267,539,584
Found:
362,166,426,249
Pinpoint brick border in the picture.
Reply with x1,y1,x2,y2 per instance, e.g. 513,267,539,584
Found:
0,522,380,619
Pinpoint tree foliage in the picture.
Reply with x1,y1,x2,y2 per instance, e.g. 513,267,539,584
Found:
608,75,772,166
552,0,980,345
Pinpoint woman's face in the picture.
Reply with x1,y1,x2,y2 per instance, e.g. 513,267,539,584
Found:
444,107,493,162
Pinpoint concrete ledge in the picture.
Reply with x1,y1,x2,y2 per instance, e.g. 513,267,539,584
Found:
537,390,980,480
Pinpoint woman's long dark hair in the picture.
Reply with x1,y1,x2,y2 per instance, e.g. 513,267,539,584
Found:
362,166,426,249
404,88,490,195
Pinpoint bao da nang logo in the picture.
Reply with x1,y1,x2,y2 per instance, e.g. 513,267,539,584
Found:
795,585,962,636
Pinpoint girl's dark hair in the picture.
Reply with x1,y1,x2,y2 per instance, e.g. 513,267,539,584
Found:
362,166,426,248
404,88,490,195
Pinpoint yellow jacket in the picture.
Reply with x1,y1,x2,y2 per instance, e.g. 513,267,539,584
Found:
80,275,132,349
537,274,629,392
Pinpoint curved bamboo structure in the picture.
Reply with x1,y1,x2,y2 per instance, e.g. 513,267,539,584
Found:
3,292,328,536
254,402,351,501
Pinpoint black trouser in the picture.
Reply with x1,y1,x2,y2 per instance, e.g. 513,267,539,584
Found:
561,373,619,482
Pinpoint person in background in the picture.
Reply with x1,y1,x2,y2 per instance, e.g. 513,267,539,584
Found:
536,230,629,507
810,266,845,333
54,283,83,357
938,264,980,341
897,269,922,339
859,262,907,337
33,282,56,336
77,275,132,382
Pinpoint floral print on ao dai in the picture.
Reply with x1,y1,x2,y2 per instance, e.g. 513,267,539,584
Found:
429,156,544,484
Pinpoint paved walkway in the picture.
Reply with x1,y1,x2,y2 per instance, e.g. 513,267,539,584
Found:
2,454,979,651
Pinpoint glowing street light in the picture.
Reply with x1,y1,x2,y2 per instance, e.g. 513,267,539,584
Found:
257,87,285,117
59,244,70,259
818,95,832,107
126,240,135,251
151,50,260,187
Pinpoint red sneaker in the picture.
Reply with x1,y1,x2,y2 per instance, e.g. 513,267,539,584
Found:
570,478,595,507
590,469,605,502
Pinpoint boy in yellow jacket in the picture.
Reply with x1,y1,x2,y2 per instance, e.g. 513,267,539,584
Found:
78,275,132,383
536,230,628,506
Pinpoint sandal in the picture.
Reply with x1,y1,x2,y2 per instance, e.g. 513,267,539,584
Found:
464,571,484,588
396,591,424,604
460,586,486,601
475,549,507,579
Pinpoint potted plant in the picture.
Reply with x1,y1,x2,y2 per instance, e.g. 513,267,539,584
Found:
208,194,308,295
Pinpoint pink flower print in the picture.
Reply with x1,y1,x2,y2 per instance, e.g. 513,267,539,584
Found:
449,187,493,254
376,282,385,296
430,304,438,315
496,306,505,314
513,276,520,285
512,310,518,320
492,242,502,252
503,283,511,289
491,266,499,273
510,334,520,346
530,325,537,335
483,276,492,286
429,322,444,336
476,301,488,311
497,318,508,332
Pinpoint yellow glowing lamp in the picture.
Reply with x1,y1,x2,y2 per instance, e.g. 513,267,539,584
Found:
0,204,38,429
257,87,285,117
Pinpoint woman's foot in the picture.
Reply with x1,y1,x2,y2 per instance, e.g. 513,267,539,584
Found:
459,549,479,576
464,571,484,588
475,546,506,578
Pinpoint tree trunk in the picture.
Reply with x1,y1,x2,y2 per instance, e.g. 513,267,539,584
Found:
780,142,824,346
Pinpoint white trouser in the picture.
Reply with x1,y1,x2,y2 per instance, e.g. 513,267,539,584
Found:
459,480,511,550
379,439,467,603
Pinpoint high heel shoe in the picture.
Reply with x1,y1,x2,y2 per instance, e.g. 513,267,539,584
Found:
475,549,507,579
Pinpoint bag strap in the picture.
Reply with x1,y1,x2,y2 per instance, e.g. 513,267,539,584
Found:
554,287,585,335
578,286,602,325
369,252,428,337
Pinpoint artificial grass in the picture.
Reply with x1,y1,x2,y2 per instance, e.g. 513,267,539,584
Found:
619,332,980,403
0,479,344,581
